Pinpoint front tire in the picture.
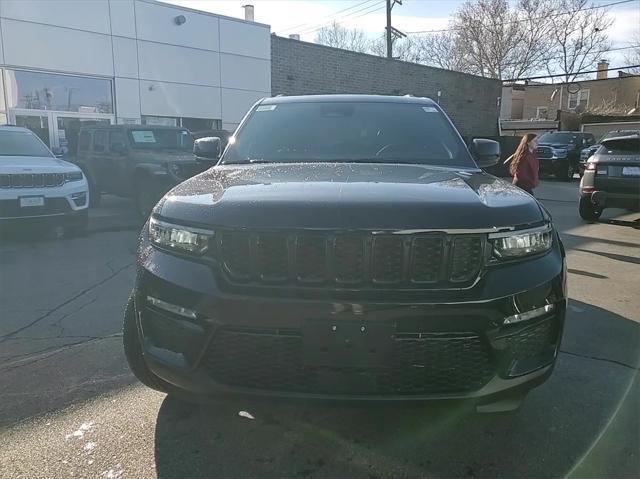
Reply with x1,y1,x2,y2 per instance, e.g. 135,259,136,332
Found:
123,294,170,393
558,162,576,182
134,179,159,219
579,196,602,221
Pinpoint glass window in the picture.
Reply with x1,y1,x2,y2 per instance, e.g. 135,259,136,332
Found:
0,129,52,157
181,117,216,132
128,128,193,151
568,90,589,110
142,116,178,127
223,102,474,167
4,70,112,113
78,131,91,152
110,131,127,151
93,130,108,152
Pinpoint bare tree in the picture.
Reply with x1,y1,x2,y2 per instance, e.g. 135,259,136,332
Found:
411,32,470,72
545,0,613,83
368,35,421,62
314,21,369,53
449,0,556,80
623,31,640,74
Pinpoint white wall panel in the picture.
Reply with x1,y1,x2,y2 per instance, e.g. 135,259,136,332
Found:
220,54,270,93
137,41,219,87
109,0,136,38
1,0,111,34
134,0,218,51
221,88,263,124
115,77,141,118
219,18,270,60
112,36,138,78
1,19,113,76
0,21,4,64
140,80,221,119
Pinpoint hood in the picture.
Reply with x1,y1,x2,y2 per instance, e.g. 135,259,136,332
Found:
0,156,81,173
131,150,197,164
157,163,544,230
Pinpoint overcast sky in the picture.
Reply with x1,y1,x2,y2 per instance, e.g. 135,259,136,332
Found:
165,0,640,70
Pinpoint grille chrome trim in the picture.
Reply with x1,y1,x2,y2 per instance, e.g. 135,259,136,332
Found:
0,173,66,188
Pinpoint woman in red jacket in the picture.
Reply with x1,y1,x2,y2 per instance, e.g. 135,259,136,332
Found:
509,133,539,195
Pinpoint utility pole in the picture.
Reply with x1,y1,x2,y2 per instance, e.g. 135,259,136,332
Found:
386,0,392,59
385,0,404,59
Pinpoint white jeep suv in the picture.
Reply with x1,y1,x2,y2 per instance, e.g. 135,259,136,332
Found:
0,125,89,235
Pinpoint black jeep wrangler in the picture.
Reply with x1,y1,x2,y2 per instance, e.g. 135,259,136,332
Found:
124,95,567,412
75,125,208,217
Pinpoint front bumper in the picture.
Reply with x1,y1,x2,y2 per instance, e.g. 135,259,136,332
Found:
0,180,89,221
133,233,567,402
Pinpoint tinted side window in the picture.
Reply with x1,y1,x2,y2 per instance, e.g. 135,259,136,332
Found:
109,131,126,152
93,130,108,152
78,131,91,152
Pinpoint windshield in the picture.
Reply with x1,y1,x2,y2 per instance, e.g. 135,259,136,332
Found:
600,137,640,154
0,130,53,158
128,129,194,151
600,130,640,142
538,132,579,144
223,102,474,167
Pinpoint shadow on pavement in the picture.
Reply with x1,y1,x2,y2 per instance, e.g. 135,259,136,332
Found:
153,300,639,479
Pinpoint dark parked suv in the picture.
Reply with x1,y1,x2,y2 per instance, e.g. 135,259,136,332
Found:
579,132,640,221
124,95,567,412
537,131,596,181
75,125,207,217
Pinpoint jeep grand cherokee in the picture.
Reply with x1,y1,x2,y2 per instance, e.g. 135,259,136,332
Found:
124,95,567,412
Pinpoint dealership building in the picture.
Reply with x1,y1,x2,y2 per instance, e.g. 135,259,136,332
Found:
0,0,271,152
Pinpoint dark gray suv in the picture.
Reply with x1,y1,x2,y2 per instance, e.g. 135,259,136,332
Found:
75,125,207,217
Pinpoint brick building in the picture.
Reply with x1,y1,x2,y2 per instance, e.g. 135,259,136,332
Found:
271,35,502,138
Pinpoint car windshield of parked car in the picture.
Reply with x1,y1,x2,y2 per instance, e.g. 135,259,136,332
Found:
128,129,194,151
223,102,474,167
0,130,52,158
538,132,579,144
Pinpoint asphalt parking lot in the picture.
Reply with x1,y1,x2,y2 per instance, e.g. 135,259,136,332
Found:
0,181,638,479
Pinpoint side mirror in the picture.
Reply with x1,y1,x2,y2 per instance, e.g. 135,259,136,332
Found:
111,142,127,154
472,139,500,168
194,136,221,162
51,146,64,158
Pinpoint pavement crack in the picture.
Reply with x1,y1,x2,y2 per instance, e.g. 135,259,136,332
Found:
559,349,639,371
0,334,123,372
0,262,133,344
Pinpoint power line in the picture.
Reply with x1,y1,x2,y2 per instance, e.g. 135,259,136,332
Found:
296,1,386,36
279,0,378,34
405,0,637,35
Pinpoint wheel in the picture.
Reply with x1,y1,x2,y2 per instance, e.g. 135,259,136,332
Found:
64,210,89,237
135,179,160,219
558,162,576,182
123,294,170,393
81,168,101,207
579,196,602,221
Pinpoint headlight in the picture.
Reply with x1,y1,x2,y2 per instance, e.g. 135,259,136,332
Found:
490,225,553,259
552,148,568,158
148,217,213,255
65,171,84,182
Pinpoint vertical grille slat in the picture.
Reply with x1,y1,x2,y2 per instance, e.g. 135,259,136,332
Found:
217,230,484,289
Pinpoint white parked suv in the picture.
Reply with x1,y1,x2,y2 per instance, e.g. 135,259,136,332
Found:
0,125,89,235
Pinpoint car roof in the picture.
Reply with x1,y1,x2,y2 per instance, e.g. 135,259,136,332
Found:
261,94,438,106
0,125,33,132
601,132,640,144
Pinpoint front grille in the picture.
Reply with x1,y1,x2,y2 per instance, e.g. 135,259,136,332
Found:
0,173,65,188
204,327,494,395
537,146,553,159
217,230,484,289
0,198,71,218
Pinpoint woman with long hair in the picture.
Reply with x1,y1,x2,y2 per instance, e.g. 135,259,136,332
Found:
509,133,539,195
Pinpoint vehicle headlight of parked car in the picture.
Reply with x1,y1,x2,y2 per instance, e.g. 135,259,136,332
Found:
552,148,568,158
148,216,212,255
65,170,84,182
490,224,554,259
